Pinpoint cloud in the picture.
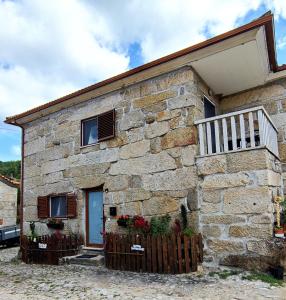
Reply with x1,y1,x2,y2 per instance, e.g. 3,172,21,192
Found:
0,0,129,120
11,145,21,157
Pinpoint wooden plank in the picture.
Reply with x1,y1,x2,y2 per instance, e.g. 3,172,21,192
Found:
113,233,117,270
248,112,255,148
172,233,178,274
191,236,198,272
162,236,168,273
146,235,152,273
206,122,213,154
231,116,237,150
214,120,220,153
198,123,205,155
239,114,246,149
168,235,174,274
141,235,146,273
136,234,141,272
151,236,157,273
222,118,228,152
198,233,203,263
177,235,182,274
184,235,190,273
157,235,163,273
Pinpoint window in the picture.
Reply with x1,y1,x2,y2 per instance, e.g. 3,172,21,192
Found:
81,109,115,146
82,118,98,146
37,194,77,219
50,196,67,218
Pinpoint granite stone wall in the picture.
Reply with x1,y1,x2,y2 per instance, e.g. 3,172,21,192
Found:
196,149,282,267
22,67,217,236
0,181,18,227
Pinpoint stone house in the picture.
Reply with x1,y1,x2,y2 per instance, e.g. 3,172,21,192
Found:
5,13,286,268
0,175,19,227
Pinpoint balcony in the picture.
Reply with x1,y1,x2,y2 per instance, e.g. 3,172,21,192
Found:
195,106,279,158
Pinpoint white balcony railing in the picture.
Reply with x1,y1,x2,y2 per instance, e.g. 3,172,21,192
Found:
194,106,279,158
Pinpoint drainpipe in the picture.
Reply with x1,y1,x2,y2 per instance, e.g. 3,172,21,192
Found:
5,121,24,244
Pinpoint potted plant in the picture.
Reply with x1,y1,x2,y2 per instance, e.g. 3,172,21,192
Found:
273,196,284,238
47,218,64,230
117,215,130,227
274,226,284,238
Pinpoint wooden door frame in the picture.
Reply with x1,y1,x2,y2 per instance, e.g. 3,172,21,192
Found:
85,187,104,248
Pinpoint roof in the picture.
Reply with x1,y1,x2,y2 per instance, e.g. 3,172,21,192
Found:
0,175,20,188
5,12,283,125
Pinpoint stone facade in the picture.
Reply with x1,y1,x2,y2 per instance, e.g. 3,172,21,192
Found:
22,67,217,237
196,149,281,267
22,65,285,270
0,178,18,227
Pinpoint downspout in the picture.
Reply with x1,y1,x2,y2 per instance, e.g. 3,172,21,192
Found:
6,121,24,244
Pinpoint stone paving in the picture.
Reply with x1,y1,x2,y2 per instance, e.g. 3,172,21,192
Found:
0,246,285,299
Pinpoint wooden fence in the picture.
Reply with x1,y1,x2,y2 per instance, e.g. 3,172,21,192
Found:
21,234,83,265
105,233,203,273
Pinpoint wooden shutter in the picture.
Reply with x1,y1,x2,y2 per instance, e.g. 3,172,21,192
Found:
67,194,77,218
98,109,115,142
37,196,49,218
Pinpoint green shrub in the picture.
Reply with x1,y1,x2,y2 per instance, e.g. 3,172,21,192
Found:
183,227,195,237
150,214,171,236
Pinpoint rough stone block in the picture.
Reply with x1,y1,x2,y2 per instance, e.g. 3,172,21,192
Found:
226,149,269,173
197,155,227,176
144,121,169,139
255,170,281,186
207,239,245,253
201,172,250,189
223,187,271,214
104,175,129,192
142,197,179,216
201,215,246,225
119,111,145,130
133,90,177,109
161,127,197,149
156,109,181,122
202,189,221,204
278,143,286,162
168,94,198,110
186,188,198,210
202,225,221,238
248,214,273,224
150,137,162,154
229,225,273,238
201,202,221,214
119,140,150,159
181,145,196,166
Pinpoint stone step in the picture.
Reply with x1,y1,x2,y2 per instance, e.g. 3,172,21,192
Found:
60,253,105,266
81,246,104,256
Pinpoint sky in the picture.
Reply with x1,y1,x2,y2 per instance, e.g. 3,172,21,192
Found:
0,0,286,161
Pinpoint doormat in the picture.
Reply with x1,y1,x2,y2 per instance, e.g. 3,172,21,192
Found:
76,254,98,259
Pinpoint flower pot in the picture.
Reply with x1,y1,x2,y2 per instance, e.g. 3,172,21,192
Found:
47,222,64,230
117,219,128,227
274,228,284,238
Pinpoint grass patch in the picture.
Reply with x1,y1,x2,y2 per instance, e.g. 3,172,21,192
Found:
242,272,284,287
209,269,241,279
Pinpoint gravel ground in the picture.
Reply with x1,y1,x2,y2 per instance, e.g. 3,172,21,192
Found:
0,246,285,300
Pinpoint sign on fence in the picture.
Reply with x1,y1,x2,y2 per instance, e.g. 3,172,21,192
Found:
131,244,144,251
38,243,47,249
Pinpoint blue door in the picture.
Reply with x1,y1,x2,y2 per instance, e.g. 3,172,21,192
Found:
87,190,103,246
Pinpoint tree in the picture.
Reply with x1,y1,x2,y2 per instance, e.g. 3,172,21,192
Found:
0,160,21,179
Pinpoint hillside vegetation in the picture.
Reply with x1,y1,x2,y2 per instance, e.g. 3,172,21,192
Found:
0,160,21,179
